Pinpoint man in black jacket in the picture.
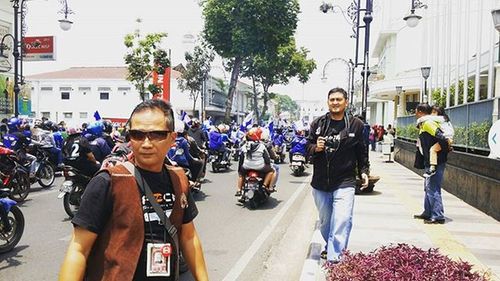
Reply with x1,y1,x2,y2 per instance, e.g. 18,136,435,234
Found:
306,87,369,263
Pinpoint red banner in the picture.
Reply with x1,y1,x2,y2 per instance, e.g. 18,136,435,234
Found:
23,36,55,61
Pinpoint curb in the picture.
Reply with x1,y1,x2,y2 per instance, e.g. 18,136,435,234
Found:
299,221,324,281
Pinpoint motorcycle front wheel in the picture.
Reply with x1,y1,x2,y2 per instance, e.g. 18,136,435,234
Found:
0,206,25,254
37,163,56,188
63,184,85,218
9,172,30,203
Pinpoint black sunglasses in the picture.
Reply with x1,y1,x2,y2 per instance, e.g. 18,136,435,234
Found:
128,130,172,141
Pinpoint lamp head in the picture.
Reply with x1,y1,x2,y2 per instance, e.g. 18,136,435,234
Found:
421,66,431,79
320,2,330,14
492,9,500,32
59,19,73,31
395,86,403,95
404,13,422,28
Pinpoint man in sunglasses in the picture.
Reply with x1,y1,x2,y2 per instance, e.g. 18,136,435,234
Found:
60,99,208,281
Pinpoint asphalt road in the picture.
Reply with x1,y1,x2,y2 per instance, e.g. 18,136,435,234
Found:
0,162,312,281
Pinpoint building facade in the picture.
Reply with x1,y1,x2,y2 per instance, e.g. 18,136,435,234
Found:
27,66,252,127
369,0,500,124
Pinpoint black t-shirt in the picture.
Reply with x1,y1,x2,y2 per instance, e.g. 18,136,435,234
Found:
326,118,346,136
72,166,198,281
63,136,93,167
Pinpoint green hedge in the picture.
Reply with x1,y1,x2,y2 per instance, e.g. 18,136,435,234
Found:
397,121,491,149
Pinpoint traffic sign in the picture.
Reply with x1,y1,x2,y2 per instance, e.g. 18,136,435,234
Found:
488,120,500,158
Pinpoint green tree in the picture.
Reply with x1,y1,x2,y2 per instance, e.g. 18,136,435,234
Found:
177,42,215,114
123,20,170,101
273,93,299,118
203,0,300,123
431,80,476,108
242,40,316,118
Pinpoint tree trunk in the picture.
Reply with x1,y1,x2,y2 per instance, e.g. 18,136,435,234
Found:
251,74,259,122
192,92,198,116
261,85,270,119
224,57,242,124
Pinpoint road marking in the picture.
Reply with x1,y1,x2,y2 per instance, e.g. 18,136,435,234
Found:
222,175,312,281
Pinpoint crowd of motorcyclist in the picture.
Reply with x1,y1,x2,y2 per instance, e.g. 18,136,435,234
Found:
0,113,311,205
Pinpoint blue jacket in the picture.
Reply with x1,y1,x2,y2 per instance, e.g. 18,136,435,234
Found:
53,131,64,149
168,137,192,167
208,131,224,150
290,136,307,155
272,134,285,146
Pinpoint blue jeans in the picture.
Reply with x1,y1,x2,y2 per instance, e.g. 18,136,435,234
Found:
423,163,445,220
312,187,355,262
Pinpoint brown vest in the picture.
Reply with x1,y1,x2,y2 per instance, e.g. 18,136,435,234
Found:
85,163,189,281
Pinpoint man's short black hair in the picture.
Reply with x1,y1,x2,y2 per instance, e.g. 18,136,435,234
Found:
416,103,432,114
128,99,175,131
328,87,348,100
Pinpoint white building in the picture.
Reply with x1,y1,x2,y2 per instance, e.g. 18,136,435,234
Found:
369,0,500,123
27,66,251,126
297,99,326,124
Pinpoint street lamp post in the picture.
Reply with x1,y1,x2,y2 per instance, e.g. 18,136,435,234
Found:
320,0,373,121
421,66,431,103
0,0,74,117
320,57,353,98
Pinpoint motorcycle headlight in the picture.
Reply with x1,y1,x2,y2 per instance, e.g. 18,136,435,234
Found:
247,189,255,199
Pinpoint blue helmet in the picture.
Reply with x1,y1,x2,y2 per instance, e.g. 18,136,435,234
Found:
7,117,21,132
87,122,103,137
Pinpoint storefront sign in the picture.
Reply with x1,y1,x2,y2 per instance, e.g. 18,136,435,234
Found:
23,36,56,61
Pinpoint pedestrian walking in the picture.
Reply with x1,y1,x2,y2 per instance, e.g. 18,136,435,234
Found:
59,99,208,281
413,103,450,224
306,87,370,263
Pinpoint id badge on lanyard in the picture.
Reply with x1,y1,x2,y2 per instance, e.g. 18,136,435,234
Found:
146,243,172,277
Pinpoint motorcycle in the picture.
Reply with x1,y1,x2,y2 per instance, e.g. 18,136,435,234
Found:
273,144,286,164
290,152,306,177
240,170,270,209
0,188,25,253
58,165,91,218
230,141,241,162
208,149,231,173
23,142,56,188
0,147,31,203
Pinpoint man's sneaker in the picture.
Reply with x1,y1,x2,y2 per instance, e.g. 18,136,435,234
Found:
235,191,242,196
320,250,327,260
423,170,436,178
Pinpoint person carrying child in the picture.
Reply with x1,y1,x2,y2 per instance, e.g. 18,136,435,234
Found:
417,105,454,177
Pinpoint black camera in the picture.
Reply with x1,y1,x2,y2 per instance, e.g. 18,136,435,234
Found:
324,135,340,152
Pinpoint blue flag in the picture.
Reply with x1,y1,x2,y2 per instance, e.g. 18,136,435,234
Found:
94,111,101,121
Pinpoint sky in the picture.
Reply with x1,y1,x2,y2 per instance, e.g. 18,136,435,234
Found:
22,0,374,102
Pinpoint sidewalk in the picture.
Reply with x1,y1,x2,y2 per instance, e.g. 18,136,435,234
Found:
300,151,500,281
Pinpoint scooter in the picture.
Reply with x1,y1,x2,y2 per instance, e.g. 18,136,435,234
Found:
273,144,286,164
240,170,270,209
208,149,231,173
290,152,306,176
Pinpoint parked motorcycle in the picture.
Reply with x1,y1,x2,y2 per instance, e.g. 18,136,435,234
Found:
0,147,31,203
0,188,25,253
58,165,91,218
240,170,270,209
290,152,306,177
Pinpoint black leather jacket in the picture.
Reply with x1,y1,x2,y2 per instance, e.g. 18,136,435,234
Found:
306,113,370,192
